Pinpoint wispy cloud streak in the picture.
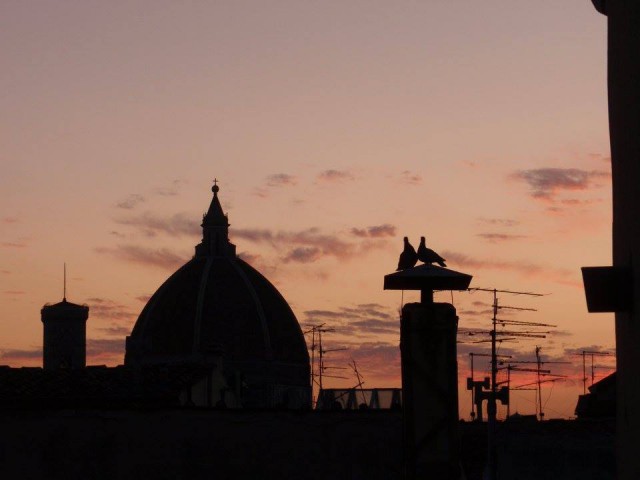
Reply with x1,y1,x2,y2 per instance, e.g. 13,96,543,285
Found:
443,250,572,283
477,233,527,243
351,224,396,238
398,170,422,185
266,173,298,187
316,169,355,183
114,212,199,237
116,194,146,210
95,245,188,270
233,226,394,264
511,168,610,200
477,218,520,227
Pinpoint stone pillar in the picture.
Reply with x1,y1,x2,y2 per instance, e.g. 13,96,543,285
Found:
400,302,461,479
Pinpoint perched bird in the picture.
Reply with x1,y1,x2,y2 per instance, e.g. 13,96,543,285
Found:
397,237,418,270
417,236,446,267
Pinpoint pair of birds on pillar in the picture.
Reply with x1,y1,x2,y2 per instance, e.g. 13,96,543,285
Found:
397,236,446,270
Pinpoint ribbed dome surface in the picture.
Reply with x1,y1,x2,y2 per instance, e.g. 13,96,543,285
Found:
128,256,308,365
125,183,310,408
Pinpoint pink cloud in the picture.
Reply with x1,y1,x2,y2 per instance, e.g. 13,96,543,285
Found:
85,297,136,321
233,227,383,263
1,242,27,248
114,212,199,237
511,168,610,201
398,170,422,185
283,247,323,264
316,169,355,183
152,179,188,197
327,342,401,382
587,153,611,164
266,173,298,187
351,224,396,238
477,218,520,227
86,338,125,359
476,233,527,243
98,324,133,336
0,347,42,363
442,250,572,283
95,245,188,270
303,304,397,337
115,194,146,210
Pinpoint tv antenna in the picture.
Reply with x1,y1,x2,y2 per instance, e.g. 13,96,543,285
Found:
506,352,570,419
465,287,547,480
533,346,568,420
350,359,367,406
303,324,347,407
467,352,511,420
574,350,613,394
464,288,549,417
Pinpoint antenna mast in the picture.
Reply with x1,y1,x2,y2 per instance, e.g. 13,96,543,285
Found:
351,359,367,406
303,324,346,408
536,346,543,420
466,287,546,480
576,350,612,394
63,263,67,301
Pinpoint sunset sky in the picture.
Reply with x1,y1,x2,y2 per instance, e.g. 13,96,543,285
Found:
0,1,615,418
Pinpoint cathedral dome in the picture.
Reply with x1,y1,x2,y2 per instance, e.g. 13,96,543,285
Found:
127,256,308,365
125,182,310,407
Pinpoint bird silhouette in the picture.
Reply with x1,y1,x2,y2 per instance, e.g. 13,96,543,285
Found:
417,236,446,267
397,237,418,270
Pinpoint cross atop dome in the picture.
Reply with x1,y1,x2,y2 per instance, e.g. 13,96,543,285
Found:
203,179,228,228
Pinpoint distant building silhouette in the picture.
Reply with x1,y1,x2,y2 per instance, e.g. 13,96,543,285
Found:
41,299,88,370
316,388,402,411
0,184,618,480
575,372,616,420
1,182,309,411
0,364,233,409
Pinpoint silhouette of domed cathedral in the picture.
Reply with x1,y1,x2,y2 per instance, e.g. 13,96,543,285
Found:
1,182,310,410
125,182,310,407
0,182,617,480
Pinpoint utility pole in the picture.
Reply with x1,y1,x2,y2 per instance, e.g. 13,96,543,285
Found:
524,346,569,420
536,346,543,420
318,328,324,393
499,365,550,418
507,365,511,418
508,354,568,420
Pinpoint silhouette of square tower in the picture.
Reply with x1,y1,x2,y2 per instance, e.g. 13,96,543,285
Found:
41,299,89,370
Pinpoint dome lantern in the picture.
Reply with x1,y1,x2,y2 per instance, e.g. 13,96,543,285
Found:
195,179,236,258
